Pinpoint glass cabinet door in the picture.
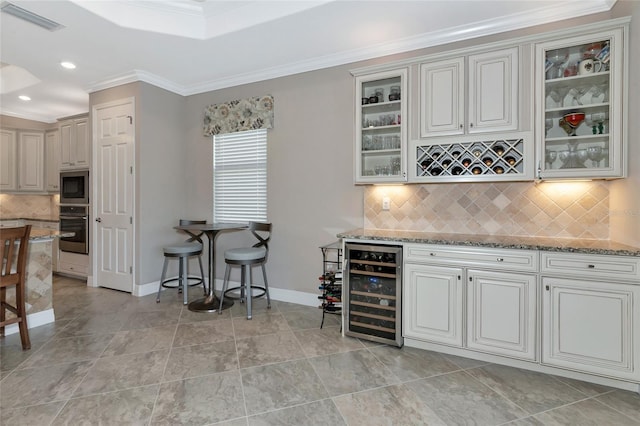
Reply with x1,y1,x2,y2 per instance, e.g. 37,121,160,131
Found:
536,27,626,179
355,69,407,183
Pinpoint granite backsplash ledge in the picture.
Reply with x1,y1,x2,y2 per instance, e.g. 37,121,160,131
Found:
365,181,610,240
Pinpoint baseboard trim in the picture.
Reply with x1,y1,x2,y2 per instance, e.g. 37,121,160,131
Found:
3,309,55,335
134,278,318,307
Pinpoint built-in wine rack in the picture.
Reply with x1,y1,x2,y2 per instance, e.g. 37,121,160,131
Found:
415,138,525,178
345,243,402,347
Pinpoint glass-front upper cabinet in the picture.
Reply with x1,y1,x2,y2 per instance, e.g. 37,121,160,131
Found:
536,26,627,179
354,68,407,183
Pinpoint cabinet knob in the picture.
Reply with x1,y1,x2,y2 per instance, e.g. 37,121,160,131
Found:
469,123,474,128
545,285,550,291
496,258,504,262
429,252,436,256
459,124,463,129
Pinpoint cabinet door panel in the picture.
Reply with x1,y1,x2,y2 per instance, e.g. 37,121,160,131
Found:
74,118,89,168
18,132,44,191
467,270,536,360
542,277,640,381
468,47,518,133
420,58,465,137
0,129,17,191
404,264,463,347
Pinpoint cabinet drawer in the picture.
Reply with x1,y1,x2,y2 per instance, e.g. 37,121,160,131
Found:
541,252,640,282
405,244,538,272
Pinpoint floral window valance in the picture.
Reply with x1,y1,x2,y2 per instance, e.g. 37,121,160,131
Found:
203,94,274,136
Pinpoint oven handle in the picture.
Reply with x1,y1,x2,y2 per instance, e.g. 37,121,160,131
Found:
60,216,88,220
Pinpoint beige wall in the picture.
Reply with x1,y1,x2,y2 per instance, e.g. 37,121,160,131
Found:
610,0,640,247
184,68,364,292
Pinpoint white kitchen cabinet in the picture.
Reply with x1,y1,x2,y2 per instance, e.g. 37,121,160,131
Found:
541,251,640,382
354,68,407,183
60,115,90,170
404,263,464,347
542,276,640,382
18,131,44,192
58,251,89,278
404,244,539,358
0,129,17,191
467,269,537,360
420,47,519,138
45,130,60,192
535,25,627,179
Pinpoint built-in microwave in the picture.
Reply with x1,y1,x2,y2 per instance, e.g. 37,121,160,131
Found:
60,170,89,205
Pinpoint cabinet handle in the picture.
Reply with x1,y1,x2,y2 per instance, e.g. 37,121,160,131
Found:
496,258,504,262
469,277,472,282
545,285,550,291
587,264,596,269
457,275,461,280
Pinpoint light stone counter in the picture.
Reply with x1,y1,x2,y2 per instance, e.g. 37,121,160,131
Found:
337,229,640,257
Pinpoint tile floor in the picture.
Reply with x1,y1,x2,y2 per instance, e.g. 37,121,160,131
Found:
1,275,640,425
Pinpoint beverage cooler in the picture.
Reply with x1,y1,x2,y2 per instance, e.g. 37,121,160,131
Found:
344,243,403,347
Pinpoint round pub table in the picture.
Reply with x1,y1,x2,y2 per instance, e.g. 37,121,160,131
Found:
175,222,247,312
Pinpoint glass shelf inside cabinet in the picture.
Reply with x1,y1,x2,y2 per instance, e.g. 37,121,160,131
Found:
415,139,525,177
543,39,612,171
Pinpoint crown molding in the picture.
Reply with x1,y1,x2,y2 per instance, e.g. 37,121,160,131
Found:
88,0,617,98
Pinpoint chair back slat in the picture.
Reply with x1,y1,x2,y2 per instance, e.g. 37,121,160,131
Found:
179,219,207,243
249,222,271,251
0,226,31,285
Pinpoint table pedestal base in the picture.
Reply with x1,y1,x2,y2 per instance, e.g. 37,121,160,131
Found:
188,294,234,313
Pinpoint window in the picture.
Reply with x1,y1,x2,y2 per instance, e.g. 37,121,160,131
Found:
213,129,267,222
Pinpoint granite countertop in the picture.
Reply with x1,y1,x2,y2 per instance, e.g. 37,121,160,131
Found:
0,215,59,222
30,229,74,241
337,229,640,257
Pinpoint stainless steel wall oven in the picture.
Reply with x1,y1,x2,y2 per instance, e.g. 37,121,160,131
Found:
59,205,89,254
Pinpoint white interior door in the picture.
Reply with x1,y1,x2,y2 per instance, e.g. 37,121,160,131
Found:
94,99,134,292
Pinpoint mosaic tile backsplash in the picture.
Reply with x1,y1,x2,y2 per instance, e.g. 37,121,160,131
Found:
365,181,610,239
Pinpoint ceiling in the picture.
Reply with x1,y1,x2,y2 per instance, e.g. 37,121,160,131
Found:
0,0,616,123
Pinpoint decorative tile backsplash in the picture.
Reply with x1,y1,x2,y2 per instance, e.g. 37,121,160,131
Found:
365,181,610,239
0,194,59,218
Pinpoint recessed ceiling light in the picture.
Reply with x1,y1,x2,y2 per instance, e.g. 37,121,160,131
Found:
18,95,31,101
60,61,76,69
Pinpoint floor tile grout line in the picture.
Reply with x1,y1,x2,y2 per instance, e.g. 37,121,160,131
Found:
458,369,533,418
231,307,250,419
591,393,640,424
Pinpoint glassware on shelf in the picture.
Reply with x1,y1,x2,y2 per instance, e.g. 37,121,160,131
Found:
559,143,586,168
546,48,569,80
545,118,554,137
548,84,570,108
589,81,609,104
560,112,585,136
568,84,590,106
545,149,558,168
582,42,603,59
587,146,604,167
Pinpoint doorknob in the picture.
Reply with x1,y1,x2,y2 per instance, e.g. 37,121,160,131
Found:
95,217,102,223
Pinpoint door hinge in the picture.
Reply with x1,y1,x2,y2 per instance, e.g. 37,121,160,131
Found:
130,166,133,174
127,115,132,125
130,217,132,224
130,266,133,274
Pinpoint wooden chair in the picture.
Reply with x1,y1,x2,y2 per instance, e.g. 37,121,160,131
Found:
0,225,32,350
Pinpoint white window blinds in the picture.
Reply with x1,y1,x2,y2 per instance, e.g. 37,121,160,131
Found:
213,129,267,222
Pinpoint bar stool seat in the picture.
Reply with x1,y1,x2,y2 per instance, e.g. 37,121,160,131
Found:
156,220,207,305
219,222,272,319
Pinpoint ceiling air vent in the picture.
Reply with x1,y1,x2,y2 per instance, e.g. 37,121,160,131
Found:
1,2,64,31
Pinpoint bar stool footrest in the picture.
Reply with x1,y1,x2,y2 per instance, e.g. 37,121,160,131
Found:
223,285,266,300
161,276,205,289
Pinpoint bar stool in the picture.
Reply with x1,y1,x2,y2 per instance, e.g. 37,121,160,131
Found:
219,222,271,319
0,225,32,350
156,220,206,305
